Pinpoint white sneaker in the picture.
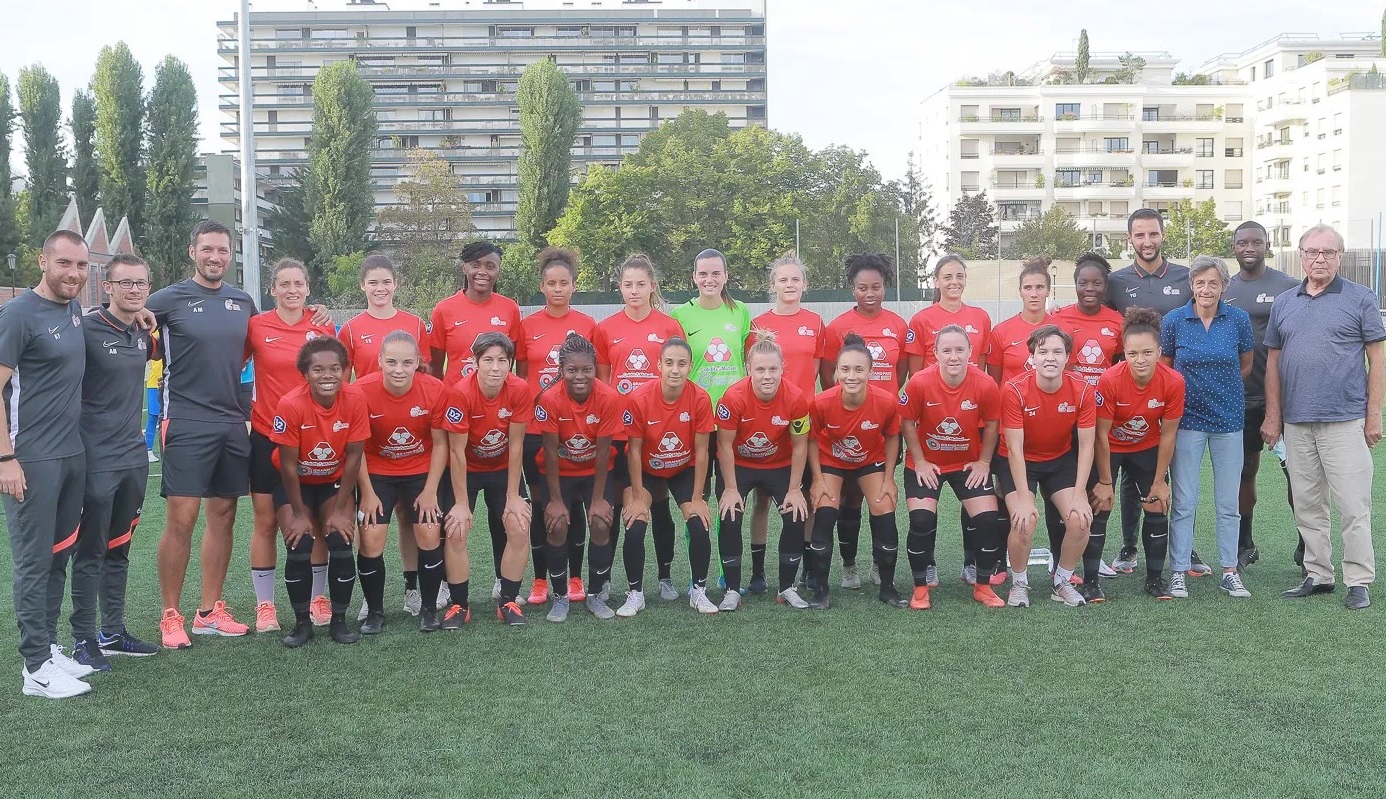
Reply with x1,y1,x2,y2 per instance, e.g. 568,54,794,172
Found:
777,587,810,609
437,584,451,609
50,644,95,679
22,660,90,699
616,590,645,618
1220,572,1251,598
1007,583,1031,608
840,565,861,590
658,578,679,601
924,564,939,588
403,588,422,616
689,587,719,614
147,450,159,463
1169,571,1189,598
1099,560,1118,579
868,563,881,585
356,601,370,622
718,591,742,612
961,564,978,586
1050,582,1088,607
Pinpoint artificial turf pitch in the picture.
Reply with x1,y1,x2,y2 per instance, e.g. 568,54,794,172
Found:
2,458,1385,799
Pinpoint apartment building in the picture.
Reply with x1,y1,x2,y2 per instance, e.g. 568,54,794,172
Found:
1199,34,1386,250
920,51,1252,256
216,0,768,239
192,153,281,287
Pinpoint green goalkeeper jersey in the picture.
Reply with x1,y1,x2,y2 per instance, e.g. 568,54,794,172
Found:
670,298,753,406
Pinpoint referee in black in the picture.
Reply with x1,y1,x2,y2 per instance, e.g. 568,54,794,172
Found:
1105,208,1211,577
68,254,162,672
0,230,94,698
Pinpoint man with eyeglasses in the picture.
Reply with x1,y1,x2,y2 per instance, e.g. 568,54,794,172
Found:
1221,221,1298,568
68,254,162,672
1262,224,1385,610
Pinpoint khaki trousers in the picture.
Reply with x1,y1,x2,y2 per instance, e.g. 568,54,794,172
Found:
1284,420,1375,587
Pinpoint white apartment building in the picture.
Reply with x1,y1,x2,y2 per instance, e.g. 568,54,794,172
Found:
217,0,768,239
919,51,1251,256
1198,34,1386,250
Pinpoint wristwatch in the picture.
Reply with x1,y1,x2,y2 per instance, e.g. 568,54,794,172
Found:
0,454,16,463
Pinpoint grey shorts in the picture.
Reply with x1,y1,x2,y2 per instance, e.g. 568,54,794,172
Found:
160,418,251,499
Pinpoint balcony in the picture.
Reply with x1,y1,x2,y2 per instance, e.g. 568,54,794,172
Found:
222,88,763,111
218,34,768,53
1141,148,1196,167
1052,113,1136,132
1256,174,1292,196
989,148,1045,169
958,115,1044,134
1142,181,1189,200
1142,112,1225,131
1268,99,1307,125
989,181,1045,200
219,62,766,84
1053,147,1135,168
1255,137,1294,159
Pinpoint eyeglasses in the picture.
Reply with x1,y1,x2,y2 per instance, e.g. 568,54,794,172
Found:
107,279,151,291
1300,249,1341,262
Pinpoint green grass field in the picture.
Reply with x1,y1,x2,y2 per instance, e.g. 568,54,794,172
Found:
3,456,1386,799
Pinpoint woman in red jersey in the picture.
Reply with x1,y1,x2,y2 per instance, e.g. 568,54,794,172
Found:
534,333,624,622
1090,308,1185,602
804,333,907,610
517,247,597,606
593,254,685,602
353,332,451,634
745,253,822,595
988,258,1055,386
269,337,369,648
996,324,1096,609
821,253,909,591
1051,253,1124,386
429,240,524,384
619,338,717,616
714,332,812,611
899,325,1006,610
440,332,533,629
906,254,992,373
337,252,433,620
244,259,337,634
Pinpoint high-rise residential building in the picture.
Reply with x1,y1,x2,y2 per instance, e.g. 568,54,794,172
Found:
1198,33,1386,250
919,51,1251,257
217,0,768,239
192,153,281,287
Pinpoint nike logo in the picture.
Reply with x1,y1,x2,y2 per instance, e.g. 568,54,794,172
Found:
612,337,626,344
48,326,61,335
102,340,121,348
336,576,355,583
740,417,754,422
685,329,701,338
189,300,204,307
559,417,573,422
596,567,611,575
30,677,49,688
370,413,385,419
1009,341,1022,347
265,336,281,343
285,578,303,583
301,424,315,429
647,419,659,425
827,423,840,429
1116,402,1130,407
453,320,466,326
531,334,544,340
925,401,941,407
1024,406,1039,414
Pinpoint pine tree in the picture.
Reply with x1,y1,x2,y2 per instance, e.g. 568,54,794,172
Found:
515,58,582,249
92,42,145,232
1076,30,1091,84
143,56,200,288
69,90,98,227
304,61,377,284
17,65,67,248
0,72,19,261
941,192,998,259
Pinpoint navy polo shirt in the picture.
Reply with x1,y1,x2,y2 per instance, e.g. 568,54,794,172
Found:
1160,300,1254,433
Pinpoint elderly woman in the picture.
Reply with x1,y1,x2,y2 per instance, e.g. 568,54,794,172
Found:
1160,256,1255,599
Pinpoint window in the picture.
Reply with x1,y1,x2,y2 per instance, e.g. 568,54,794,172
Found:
1142,140,1160,154
1250,66,1257,81
1146,170,1177,187
1196,170,1214,189
1333,149,1343,170
1055,169,1081,187
491,26,533,37
1055,102,1080,119
1264,59,1275,78
1195,138,1215,157
995,107,1021,121
1086,169,1104,185
1142,107,1160,121
1104,137,1129,152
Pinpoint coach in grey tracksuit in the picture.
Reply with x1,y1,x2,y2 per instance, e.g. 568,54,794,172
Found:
0,233,90,678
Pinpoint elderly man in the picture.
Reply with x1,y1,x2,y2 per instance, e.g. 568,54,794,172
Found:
1262,224,1385,610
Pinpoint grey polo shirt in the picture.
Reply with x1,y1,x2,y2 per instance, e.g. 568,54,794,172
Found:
1265,275,1386,424
0,291,86,462
1224,266,1300,409
81,308,155,472
1105,258,1191,317
146,278,257,424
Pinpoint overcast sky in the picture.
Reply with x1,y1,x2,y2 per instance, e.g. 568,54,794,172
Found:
0,0,1376,181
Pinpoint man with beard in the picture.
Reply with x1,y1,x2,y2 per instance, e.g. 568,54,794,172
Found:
1221,221,1298,568
0,231,94,697
1105,209,1211,577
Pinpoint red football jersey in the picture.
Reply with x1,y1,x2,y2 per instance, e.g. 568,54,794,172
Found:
245,311,337,437
822,308,909,388
518,307,598,395
1051,304,1124,386
532,379,626,477
748,308,823,397
623,380,715,478
988,313,1055,385
338,310,430,378
999,371,1096,461
354,371,450,476
809,385,901,470
270,383,370,485
715,377,812,470
905,303,992,369
898,365,1001,472
428,291,525,384
592,309,685,395
442,373,534,473
1095,361,1186,453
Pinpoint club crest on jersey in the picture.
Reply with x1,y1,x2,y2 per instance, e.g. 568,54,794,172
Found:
705,338,731,363
861,420,879,431
1163,286,1181,296
225,299,242,311
410,406,429,417
1101,327,1116,337
1057,402,1076,413
333,420,350,432
585,414,601,424
647,333,664,343
273,416,287,434
1080,340,1103,365
137,338,146,350
770,415,790,426
798,326,815,337
961,399,977,410
717,404,731,421
1148,398,1165,409
490,316,504,326
659,432,683,453
626,349,650,371
72,315,81,327
882,328,897,339
305,331,318,341
1257,293,1275,303
965,325,979,334
446,407,465,425
679,411,691,422
498,408,512,419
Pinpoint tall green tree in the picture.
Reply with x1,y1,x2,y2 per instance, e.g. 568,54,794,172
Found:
69,90,98,227
1075,29,1091,84
18,65,67,248
941,192,998,259
895,152,938,286
514,58,581,250
1005,205,1089,260
92,42,145,233
0,72,20,261
143,56,200,288
265,168,316,266
1162,199,1233,259
305,60,377,284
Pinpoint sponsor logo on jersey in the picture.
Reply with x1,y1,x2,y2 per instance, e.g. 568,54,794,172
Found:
867,342,886,364
1112,416,1150,443
659,432,683,452
472,428,508,460
737,430,777,460
832,435,867,464
626,349,650,371
936,417,962,436
705,337,732,363
1080,339,1103,365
